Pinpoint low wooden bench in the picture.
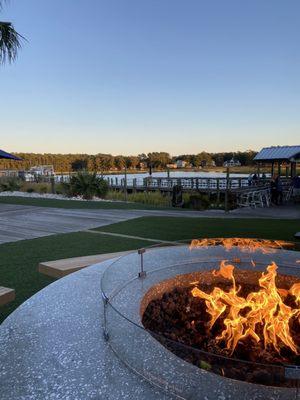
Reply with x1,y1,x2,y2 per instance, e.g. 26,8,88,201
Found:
0,287,15,306
38,251,133,279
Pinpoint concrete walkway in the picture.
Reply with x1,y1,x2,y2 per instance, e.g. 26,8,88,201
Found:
0,203,299,245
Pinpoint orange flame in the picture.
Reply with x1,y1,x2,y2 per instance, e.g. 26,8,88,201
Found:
191,261,300,355
190,238,292,254
290,282,300,306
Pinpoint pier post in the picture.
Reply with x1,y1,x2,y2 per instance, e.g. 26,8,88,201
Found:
124,166,128,201
225,167,230,213
133,178,137,192
50,175,55,194
216,179,220,206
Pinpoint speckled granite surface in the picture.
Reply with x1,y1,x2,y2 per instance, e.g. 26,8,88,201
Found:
103,246,300,400
0,260,171,400
1,246,300,400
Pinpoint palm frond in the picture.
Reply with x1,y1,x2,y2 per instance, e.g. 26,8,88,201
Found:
0,21,21,64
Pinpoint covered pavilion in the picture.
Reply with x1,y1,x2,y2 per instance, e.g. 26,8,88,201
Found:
254,145,300,178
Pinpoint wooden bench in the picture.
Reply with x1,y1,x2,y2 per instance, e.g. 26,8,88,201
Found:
38,251,133,278
0,287,15,306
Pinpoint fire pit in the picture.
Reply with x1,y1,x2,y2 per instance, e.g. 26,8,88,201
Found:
101,240,300,399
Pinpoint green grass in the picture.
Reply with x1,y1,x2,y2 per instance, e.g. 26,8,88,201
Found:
97,216,300,242
0,232,153,324
0,196,170,210
1,215,299,324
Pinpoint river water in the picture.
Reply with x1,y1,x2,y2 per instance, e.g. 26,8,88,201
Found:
53,170,253,185
102,171,250,185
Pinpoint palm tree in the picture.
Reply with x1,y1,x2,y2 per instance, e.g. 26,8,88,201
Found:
0,0,22,64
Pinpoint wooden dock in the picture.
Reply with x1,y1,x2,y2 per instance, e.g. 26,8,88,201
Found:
106,176,260,193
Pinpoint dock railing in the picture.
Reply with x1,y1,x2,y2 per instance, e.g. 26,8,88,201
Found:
107,176,255,191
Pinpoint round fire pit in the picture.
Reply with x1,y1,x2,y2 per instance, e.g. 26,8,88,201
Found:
101,240,300,400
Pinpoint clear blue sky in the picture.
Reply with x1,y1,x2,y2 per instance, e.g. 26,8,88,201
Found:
1,0,299,155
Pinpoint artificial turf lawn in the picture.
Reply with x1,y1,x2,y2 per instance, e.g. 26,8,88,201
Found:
0,196,169,210
1,216,299,324
97,216,300,242
0,232,153,323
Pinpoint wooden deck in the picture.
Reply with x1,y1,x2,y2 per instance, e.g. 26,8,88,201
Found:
0,204,144,244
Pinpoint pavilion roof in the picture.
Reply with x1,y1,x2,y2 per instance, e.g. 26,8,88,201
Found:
0,149,22,160
254,145,300,162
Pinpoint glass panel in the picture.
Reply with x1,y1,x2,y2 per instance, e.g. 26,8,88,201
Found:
101,242,300,397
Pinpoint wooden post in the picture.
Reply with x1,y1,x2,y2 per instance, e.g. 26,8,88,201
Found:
277,162,281,176
216,179,220,206
144,177,149,192
291,162,296,178
50,175,55,194
124,166,128,201
271,162,274,177
225,167,230,213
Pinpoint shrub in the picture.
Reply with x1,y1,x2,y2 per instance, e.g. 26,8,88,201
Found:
63,171,109,200
185,193,210,210
54,183,64,195
20,182,51,194
105,190,170,207
0,177,22,192
38,185,48,194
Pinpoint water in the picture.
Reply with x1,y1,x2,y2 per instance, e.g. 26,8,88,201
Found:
53,170,252,185
102,170,249,185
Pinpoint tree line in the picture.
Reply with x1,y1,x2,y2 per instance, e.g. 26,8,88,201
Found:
0,150,258,172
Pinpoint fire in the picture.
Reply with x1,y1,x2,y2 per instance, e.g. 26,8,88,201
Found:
191,261,300,356
190,238,292,254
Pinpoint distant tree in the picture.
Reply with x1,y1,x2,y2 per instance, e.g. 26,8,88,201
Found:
87,155,97,171
197,152,213,166
125,155,139,169
0,0,23,64
147,152,171,169
236,150,257,166
0,150,259,172
97,154,114,172
114,155,126,170
124,157,132,169
138,153,148,162
71,158,88,171
189,155,200,167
